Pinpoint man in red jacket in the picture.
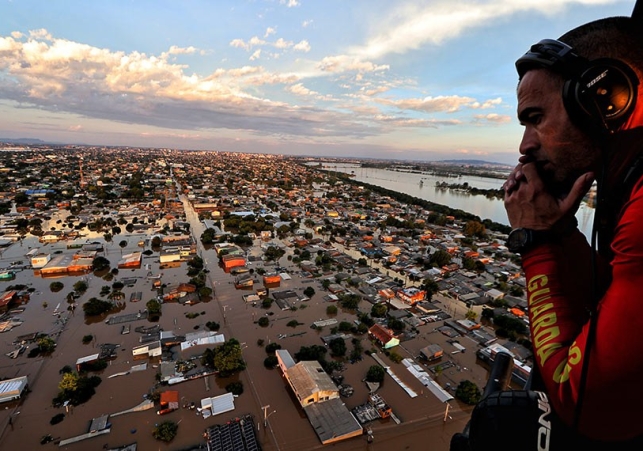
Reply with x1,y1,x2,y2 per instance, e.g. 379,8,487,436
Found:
504,16,643,445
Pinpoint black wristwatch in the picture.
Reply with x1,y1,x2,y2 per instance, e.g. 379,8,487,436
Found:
506,228,555,254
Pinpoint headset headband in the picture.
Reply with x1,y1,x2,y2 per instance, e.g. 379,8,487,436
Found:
515,39,588,78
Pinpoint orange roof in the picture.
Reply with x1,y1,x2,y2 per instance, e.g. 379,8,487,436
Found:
369,324,394,343
160,391,179,403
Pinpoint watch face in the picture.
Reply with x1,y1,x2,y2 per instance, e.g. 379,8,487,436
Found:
507,228,529,253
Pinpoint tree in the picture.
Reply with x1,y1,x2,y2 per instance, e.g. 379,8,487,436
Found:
50,281,64,293
326,305,338,315
456,380,482,405
83,297,113,316
463,220,486,238
146,299,161,315
38,336,56,353
258,316,269,327
294,345,327,362
366,365,385,383
371,303,388,318
199,286,213,298
339,293,361,310
153,421,178,443
388,318,405,332
58,372,79,392
225,381,244,395
202,339,246,377
329,337,347,357
264,355,278,368
303,286,315,297
206,321,220,331
73,280,89,293
265,245,285,261
429,250,452,268
92,256,110,271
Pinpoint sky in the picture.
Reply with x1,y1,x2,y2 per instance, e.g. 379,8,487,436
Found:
0,0,636,164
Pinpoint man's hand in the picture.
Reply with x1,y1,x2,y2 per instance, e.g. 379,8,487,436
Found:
504,162,594,231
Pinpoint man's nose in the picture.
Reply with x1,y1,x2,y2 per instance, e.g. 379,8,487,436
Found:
519,128,538,156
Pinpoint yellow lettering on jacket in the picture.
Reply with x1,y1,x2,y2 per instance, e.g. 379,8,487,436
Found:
532,310,556,335
537,341,562,366
552,343,582,384
528,275,549,292
534,325,560,349
529,288,552,308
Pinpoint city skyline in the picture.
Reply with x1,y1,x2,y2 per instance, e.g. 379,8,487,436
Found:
0,0,635,164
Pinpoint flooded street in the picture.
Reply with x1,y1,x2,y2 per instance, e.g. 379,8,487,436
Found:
0,200,488,451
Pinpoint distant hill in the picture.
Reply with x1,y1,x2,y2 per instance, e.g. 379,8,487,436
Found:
0,137,50,145
437,159,510,167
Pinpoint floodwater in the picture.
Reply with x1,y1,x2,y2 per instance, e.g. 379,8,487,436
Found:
328,164,596,239
0,201,491,451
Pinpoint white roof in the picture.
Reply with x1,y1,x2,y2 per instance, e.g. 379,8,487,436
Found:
200,392,235,418
75,353,100,365
0,376,28,401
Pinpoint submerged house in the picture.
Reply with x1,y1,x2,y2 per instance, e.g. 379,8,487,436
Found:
368,324,400,349
276,350,363,445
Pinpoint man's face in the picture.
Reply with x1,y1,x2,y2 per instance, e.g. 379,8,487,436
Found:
517,69,601,197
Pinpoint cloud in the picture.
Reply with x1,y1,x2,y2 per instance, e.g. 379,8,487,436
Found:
274,38,292,49
454,148,489,156
473,113,512,124
470,97,502,109
293,40,311,52
249,49,262,61
68,124,83,131
352,0,619,60
287,83,317,96
374,115,460,128
230,35,309,54
29,29,52,40
280,0,300,7
166,45,198,55
318,55,389,74
377,95,475,113
0,29,382,139
229,36,267,51
302,20,313,28
375,95,508,115
264,27,276,38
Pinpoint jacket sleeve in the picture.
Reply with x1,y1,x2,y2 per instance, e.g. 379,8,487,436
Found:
520,185,643,441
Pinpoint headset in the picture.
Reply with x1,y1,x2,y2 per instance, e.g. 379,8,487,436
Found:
515,39,639,133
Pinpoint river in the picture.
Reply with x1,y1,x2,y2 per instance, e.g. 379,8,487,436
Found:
324,163,596,239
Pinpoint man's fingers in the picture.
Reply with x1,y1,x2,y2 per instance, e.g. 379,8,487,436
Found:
561,172,595,213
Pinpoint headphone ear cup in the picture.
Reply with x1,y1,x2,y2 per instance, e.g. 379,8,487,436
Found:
562,59,638,131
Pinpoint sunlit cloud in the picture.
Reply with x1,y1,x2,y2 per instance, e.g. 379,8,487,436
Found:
470,97,502,109
473,113,512,124
318,55,389,74
293,40,311,52
454,148,489,156
352,0,620,60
